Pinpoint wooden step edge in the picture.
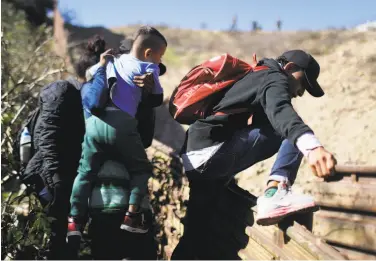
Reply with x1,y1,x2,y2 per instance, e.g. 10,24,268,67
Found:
286,222,347,260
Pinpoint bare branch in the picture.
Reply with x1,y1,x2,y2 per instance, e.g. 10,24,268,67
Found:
2,191,15,215
67,39,87,49
1,36,61,100
2,68,64,99
27,68,64,91
1,98,32,147
33,37,53,55
1,80,29,100
11,97,32,125
1,173,16,186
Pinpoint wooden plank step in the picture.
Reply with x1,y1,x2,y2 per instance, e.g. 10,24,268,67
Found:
286,222,346,260
246,225,297,260
332,245,376,260
243,217,345,260
238,237,275,260
325,165,376,184
313,210,376,253
335,165,376,175
300,181,376,213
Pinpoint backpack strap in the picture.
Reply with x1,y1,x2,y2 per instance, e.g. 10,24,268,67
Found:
107,62,118,93
105,62,121,110
213,65,269,117
253,65,269,72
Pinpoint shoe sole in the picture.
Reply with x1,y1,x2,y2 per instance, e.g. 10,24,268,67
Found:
120,224,149,234
256,203,319,226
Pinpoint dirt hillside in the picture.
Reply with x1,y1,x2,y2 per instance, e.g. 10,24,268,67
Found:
110,26,376,194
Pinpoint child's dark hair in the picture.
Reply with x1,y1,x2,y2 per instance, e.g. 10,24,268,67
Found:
132,26,167,53
74,35,106,79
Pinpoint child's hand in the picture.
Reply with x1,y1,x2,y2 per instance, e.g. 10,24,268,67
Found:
99,49,113,67
133,72,154,94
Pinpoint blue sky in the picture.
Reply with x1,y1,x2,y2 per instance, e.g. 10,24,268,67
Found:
59,0,376,31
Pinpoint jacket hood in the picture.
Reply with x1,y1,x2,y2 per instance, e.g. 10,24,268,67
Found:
66,76,82,91
258,58,284,72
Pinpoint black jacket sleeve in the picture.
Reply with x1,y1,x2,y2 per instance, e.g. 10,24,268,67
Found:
38,82,68,188
259,71,313,145
146,93,163,108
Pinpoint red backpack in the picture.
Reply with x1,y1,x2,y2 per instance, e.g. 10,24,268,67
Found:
169,53,268,125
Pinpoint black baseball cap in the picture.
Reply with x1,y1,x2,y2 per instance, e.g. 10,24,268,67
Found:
282,50,324,97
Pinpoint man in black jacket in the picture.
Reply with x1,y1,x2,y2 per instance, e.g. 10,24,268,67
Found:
181,50,336,226
24,79,85,259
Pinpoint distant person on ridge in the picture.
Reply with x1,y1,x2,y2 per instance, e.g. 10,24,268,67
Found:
277,19,282,31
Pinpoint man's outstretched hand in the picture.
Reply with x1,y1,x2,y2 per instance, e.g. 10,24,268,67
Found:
308,147,337,177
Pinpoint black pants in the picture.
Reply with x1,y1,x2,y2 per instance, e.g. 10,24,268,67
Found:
39,180,75,260
171,179,256,260
89,212,157,260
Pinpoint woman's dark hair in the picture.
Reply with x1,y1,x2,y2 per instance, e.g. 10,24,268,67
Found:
74,35,106,79
86,35,106,57
114,38,134,56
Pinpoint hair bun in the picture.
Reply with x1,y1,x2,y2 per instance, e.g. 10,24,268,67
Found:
86,35,106,56
118,38,134,54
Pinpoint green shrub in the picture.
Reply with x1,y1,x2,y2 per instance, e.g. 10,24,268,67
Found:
1,1,65,182
1,2,65,259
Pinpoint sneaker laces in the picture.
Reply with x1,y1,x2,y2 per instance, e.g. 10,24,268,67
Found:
278,180,292,195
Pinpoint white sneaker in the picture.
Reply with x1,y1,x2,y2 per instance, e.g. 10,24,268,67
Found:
256,181,318,226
